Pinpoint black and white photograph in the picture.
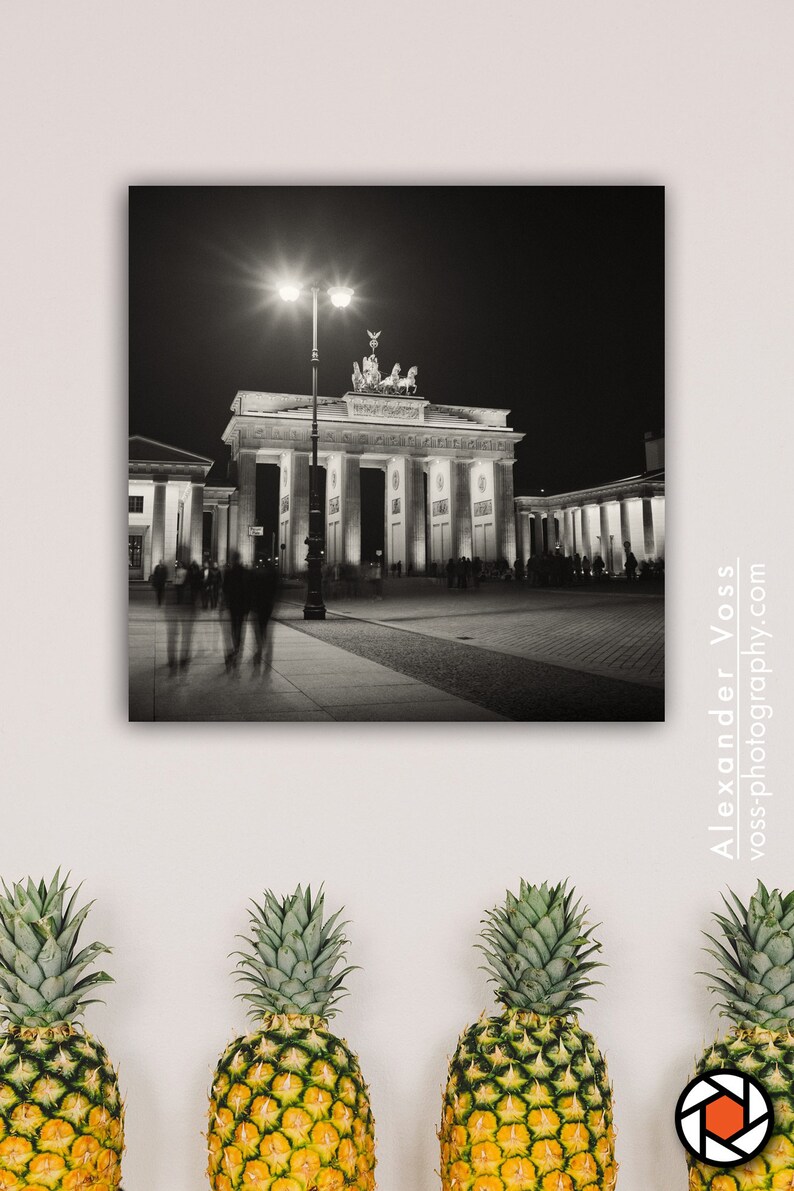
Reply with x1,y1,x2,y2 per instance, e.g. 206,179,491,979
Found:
6,4,794,1191
129,184,665,721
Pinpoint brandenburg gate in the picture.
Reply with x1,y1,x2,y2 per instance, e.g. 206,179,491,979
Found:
221,335,524,575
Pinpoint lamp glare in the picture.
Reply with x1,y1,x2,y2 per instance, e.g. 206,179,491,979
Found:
280,284,300,302
328,285,354,308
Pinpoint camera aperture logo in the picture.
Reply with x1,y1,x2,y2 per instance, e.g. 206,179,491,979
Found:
709,560,773,861
675,1069,774,1166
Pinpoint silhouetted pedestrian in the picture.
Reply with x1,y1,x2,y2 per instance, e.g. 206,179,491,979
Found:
173,560,187,604
250,560,278,670
151,560,168,606
187,561,203,607
223,552,250,669
208,561,222,609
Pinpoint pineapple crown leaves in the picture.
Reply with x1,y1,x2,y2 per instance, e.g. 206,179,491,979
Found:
478,879,603,1017
0,870,113,1029
702,881,794,1032
233,884,357,1022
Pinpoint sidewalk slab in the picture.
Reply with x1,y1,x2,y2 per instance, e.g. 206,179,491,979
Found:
129,607,504,722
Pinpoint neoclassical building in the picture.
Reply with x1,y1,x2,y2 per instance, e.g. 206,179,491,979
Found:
220,387,523,573
514,433,665,572
128,436,233,580
129,369,664,579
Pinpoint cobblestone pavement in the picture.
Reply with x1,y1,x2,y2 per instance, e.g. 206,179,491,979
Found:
320,581,664,687
129,582,664,721
280,602,664,722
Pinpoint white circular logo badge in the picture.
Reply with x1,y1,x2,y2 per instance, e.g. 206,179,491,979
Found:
675,1069,774,1168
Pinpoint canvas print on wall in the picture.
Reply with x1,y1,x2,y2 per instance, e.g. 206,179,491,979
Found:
128,185,664,722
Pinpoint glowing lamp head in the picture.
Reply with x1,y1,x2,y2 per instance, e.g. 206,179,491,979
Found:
279,284,300,302
328,285,354,308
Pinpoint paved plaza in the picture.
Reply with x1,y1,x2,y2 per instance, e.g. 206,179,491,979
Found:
323,580,663,687
129,581,664,722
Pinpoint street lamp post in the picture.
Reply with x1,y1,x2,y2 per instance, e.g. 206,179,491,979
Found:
280,281,353,620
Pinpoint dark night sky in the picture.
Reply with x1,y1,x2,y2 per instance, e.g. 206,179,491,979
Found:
129,186,664,496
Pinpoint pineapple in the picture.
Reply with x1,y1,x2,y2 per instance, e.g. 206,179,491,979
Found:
0,872,123,1190
440,880,617,1191
689,882,794,1191
207,885,376,1191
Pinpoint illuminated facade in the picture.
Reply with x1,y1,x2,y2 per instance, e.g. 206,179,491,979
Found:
129,421,665,580
127,436,234,578
221,389,524,575
514,434,666,571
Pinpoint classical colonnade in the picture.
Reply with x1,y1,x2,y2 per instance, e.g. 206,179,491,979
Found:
516,480,665,572
221,390,524,576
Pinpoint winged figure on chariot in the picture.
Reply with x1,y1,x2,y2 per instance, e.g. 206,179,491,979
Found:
351,331,418,395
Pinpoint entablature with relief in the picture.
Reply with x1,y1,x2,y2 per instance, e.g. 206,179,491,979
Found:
129,460,211,483
228,388,517,433
232,419,520,459
515,475,665,511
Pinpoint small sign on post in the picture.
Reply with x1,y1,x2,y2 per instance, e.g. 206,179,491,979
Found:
248,526,264,536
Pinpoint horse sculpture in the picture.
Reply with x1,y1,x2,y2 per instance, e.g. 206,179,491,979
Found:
351,353,417,395
397,365,418,395
378,364,402,394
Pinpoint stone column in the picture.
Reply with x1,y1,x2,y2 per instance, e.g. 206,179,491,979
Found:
216,502,228,566
642,496,655,559
599,504,610,569
236,449,257,565
383,465,390,573
228,493,239,561
517,513,531,563
532,512,544,557
151,480,166,567
494,460,517,564
582,506,592,558
209,506,218,561
343,455,362,566
619,499,632,555
189,482,204,563
404,457,426,573
563,509,573,556
652,495,665,559
425,468,433,571
572,507,582,556
545,513,556,552
451,461,473,558
290,452,311,575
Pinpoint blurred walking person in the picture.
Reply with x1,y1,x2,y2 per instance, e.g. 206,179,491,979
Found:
151,559,168,606
223,551,249,670
207,560,222,610
250,559,278,671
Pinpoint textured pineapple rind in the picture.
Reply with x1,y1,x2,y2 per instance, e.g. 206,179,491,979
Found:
0,1025,124,1190
440,1010,617,1191
687,1028,794,1191
207,1013,376,1191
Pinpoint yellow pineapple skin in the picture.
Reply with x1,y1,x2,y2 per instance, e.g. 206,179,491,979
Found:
687,1029,794,1191
440,1010,617,1191
207,1013,375,1191
0,1025,124,1191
